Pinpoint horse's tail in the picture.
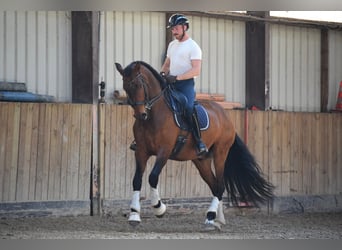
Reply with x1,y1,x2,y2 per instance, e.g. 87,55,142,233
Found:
224,134,274,206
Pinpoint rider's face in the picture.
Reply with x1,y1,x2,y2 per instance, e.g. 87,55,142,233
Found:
171,25,185,40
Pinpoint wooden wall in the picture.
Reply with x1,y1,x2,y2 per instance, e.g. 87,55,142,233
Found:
100,105,342,201
246,111,342,196
0,102,92,202
1,102,341,206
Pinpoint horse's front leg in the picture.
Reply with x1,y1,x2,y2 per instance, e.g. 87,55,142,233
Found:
148,157,168,217
128,156,148,226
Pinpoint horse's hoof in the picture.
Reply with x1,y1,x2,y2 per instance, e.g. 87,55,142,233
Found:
128,212,141,226
203,220,222,231
128,220,140,227
153,202,166,218
156,213,165,218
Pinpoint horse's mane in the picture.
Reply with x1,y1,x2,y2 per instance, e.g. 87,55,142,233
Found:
124,61,167,89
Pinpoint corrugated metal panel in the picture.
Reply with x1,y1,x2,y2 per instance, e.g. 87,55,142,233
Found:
178,15,246,104
0,11,72,102
100,12,246,105
270,24,321,112
328,30,342,110
99,11,166,102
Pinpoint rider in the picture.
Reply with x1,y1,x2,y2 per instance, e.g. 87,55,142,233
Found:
161,13,208,156
130,13,208,156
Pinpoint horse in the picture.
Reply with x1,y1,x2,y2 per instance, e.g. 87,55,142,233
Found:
115,61,274,230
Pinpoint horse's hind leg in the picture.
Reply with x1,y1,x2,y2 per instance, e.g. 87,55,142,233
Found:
193,158,226,230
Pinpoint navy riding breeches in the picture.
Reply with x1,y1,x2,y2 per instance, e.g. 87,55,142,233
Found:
173,78,195,118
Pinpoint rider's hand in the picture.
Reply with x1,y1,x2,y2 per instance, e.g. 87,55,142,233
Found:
165,75,177,84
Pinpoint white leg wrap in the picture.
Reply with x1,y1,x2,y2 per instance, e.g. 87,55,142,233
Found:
150,187,160,206
130,191,141,212
150,187,166,216
217,200,226,225
207,197,220,213
128,211,141,223
128,191,141,224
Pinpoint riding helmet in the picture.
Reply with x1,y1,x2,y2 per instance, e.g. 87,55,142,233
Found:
167,13,189,29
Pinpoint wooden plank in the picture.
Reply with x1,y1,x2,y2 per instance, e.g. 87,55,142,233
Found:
269,111,282,196
109,104,118,199
126,107,136,199
99,104,107,200
180,161,189,198
10,103,21,201
35,103,45,200
0,103,9,201
67,105,81,200
282,112,291,195
47,104,63,200
216,101,243,110
226,110,244,138
319,114,329,194
36,104,52,200
118,105,128,198
79,105,92,199
28,103,39,200
16,103,34,201
289,112,302,195
60,104,71,200
122,105,132,199
302,113,312,195
91,103,99,212
184,161,191,198
3,103,20,201
327,113,337,194
196,93,225,102
311,113,321,195
248,110,266,172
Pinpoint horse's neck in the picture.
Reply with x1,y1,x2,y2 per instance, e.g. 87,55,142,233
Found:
144,69,171,124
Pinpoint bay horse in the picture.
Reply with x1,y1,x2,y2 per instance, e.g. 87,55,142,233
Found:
115,61,274,230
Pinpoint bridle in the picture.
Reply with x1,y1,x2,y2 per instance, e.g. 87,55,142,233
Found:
124,72,165,120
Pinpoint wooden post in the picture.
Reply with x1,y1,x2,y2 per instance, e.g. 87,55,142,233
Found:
245,11,270,110
71,11,100,104
72,11,101,215
320,28,329,112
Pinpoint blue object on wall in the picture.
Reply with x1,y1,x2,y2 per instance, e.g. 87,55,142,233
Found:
0,91,55,102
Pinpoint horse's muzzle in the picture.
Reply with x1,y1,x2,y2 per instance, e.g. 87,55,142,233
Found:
134,112,148,121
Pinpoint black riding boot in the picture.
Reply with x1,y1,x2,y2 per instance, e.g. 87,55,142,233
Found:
190,111,208,156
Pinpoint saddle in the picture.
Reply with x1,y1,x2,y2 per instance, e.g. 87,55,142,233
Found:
163,85,210,157
164,86,210,131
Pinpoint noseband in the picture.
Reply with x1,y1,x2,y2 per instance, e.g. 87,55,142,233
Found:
125,72,165,119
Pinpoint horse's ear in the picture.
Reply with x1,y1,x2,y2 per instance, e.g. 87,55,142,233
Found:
115,63,124,76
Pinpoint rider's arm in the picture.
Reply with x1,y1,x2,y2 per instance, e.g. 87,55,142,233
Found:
176,59,201,81
160,57,170,75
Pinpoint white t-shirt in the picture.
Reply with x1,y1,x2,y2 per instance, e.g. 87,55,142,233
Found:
167,38,202,76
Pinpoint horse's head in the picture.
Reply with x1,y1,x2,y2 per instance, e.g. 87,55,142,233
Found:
115,61,164,121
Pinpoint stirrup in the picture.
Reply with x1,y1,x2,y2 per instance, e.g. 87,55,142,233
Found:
197,141,208,156
130,140,137,151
